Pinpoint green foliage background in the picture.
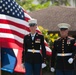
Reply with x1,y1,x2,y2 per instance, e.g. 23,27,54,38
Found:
15,0,51,12
15,0,70,12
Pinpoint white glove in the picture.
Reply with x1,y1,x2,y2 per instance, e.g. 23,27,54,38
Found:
50,67,55,72
42,63,46,68
68,58,73,64
21,63,25,68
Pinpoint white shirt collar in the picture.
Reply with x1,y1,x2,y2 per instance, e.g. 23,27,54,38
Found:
31,33,36,37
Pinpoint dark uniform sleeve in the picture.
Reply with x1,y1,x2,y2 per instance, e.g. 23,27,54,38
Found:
51,41,57,67
41,35,46,62
22,36,27,63
71,39,76,59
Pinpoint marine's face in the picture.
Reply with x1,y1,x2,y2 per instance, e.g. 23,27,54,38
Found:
29,25,37,33
60,29,68,38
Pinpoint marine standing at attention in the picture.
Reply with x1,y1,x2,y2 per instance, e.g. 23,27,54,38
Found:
50,23,76,75
22,19,46,75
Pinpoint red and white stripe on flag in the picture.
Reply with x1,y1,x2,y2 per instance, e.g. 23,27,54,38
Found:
13,49,25,72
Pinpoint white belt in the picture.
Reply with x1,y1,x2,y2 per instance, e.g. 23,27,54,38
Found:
28,49,40,53
57,53,72,56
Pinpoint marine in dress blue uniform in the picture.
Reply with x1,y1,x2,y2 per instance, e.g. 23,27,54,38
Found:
50,23,76,75
22,19,46,75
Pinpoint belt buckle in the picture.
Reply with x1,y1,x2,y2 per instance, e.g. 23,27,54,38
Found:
32,49,35,53
62,53,64,56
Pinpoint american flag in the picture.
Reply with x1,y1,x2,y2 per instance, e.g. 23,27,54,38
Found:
0,0,52,73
